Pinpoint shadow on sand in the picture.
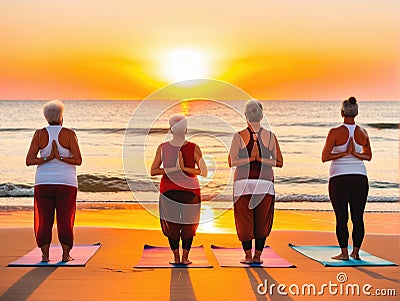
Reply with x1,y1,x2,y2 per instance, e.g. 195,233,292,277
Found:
170,268,197,301
0,267,57,300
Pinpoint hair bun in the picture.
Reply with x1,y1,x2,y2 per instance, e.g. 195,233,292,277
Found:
348,96,357,104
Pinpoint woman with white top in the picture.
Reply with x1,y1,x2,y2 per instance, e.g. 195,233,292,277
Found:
322,96,372,260
228,100,283,264
26,100,82,262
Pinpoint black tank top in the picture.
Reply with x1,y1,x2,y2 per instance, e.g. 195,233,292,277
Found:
234,127,274,181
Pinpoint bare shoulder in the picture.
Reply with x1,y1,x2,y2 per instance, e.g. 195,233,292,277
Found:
260,128,272,137
60,127,76,136
238,128,249,136
356,125,369,137
354,125,369,145
36,127,47,135
328,125,346,137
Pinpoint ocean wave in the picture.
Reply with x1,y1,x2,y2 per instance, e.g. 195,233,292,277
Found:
366,123,399,129
1,175,399,197
0,126,234,137
276,194,399,203
0,183,34,197
370,181,399,189
276,176,328,184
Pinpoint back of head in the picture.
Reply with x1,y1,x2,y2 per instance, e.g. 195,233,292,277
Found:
169,114,187,135
43,99,64,125
245,99,263,122
341,96,358,118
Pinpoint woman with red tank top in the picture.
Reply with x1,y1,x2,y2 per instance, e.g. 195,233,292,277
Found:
151,115,207,265
229,100,283,264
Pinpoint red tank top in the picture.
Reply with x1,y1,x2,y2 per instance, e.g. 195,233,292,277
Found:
160,141,201,197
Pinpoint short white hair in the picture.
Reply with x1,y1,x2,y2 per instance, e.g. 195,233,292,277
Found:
245,99,263,122
169,114,187,135
43,99,64,124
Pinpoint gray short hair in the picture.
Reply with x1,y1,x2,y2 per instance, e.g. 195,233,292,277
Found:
169,114,187,134
43,99,64,124
245,99,263,122
341,96,358,117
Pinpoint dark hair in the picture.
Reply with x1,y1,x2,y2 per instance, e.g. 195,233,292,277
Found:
348,96,357,105
340,96,358,117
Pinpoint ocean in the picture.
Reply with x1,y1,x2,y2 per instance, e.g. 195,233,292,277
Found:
0,100,398,212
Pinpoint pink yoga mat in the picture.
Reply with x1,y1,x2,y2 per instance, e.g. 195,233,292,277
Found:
211,245,295,268
8,243,101,267
134,244,213,268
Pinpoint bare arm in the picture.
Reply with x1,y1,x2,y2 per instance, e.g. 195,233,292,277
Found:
150,144,165,176
228,133,256,167
182,145,208,177
321,129,349,162
26,130,55,166
54,131,82,165
350,129,372,161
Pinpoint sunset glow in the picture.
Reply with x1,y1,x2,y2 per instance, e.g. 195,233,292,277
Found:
160,48,211,82
0,1,398,100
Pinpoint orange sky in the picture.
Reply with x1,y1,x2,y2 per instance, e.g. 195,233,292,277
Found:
0,0,399,100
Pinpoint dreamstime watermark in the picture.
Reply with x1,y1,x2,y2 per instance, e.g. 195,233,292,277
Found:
257,272,397,297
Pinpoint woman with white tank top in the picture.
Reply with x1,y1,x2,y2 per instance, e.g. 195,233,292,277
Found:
322,97,372,261
26,100,82,262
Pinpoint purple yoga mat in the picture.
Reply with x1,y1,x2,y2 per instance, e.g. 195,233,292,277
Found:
8,243,101,267
211,245,295,268
134,244,213,268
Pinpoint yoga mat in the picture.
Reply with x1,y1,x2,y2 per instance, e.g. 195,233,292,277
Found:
289,244,398,267
134,244,212,268
211,245,295,268
8,243,101,267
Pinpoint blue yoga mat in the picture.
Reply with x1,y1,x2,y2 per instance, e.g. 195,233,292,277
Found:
8,243,101,267
289,244,398,267
134,244,213,268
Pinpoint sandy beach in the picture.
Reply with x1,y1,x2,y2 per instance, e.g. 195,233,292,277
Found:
0,207,399,301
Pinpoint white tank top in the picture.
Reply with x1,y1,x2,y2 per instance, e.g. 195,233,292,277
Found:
35,126,78,187
329,124,367,178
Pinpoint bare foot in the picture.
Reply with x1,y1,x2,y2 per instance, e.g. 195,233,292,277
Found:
240,257,253,264
331,254,349,260
181,259,192,265
41,255,50,262
62,255,74,262
350,252,361,260
40,244,50,262
253,256,263,264
253,250,263,264
169,258,181,264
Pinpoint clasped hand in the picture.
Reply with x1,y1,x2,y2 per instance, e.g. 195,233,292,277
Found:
46,140,61,161
347,137,356,155
250,141,261,162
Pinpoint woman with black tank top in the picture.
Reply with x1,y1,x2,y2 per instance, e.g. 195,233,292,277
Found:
228,100,283,264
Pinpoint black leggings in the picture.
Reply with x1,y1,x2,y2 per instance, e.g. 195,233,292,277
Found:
168,237,193,251
329,174,369,248
241,238,266,252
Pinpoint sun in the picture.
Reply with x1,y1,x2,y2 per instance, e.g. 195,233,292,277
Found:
161,48,210,82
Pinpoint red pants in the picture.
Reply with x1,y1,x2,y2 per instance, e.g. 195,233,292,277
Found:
234,194,275,241
34,184,77,247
